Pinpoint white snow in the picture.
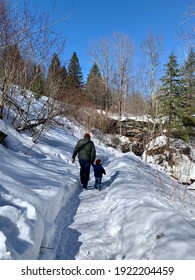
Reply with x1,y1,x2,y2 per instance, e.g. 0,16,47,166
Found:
1,113,195,260
143,135,195,184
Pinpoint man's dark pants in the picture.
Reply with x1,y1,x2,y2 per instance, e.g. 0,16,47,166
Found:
79,159,91,189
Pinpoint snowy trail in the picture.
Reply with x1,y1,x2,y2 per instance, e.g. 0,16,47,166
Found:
52,191,81,260
37,140,117,260
39,145,118,260
39,152,159,260
40,178,117,260
70,186,117,260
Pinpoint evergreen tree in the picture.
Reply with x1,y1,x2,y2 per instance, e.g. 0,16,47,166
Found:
47,53,68,99
59,65,68,88
180,48,195,133
1,43,24,86
182,48,195,110
85,63,106,109
60,65,68,80
30,64,45,99
160,52,181,119
48,53,61,82
87,63,101,80
67,52,84,90
159,52,190,141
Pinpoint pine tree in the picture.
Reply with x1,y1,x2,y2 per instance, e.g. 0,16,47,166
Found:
180,48,195,135
87,63,101,80
48,53,61,82
85,63,106,109
1,43,24,86
60,65,68,80
182,48,195,111
59,65,68,89
159,52,190,141
0,43,25,117
30,64,45,99
47,53,68,99
67,52,84,90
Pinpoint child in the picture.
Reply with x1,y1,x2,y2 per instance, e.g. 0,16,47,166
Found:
92,159,106,191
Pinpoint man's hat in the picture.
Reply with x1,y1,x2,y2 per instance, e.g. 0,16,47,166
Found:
84,133,90,138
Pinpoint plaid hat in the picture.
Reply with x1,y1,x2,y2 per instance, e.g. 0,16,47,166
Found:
84,133,90,138
95,159,101,165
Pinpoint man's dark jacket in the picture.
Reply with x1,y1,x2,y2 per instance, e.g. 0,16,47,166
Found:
72,137,96,162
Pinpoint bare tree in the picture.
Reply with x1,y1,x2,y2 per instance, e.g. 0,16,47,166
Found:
112,33,134,119
87,38,113,112
139,30,164,161
181,1,195,44
141,29,163,115
88,33,134,122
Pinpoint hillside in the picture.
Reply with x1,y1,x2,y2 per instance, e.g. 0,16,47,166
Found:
1,114,195,260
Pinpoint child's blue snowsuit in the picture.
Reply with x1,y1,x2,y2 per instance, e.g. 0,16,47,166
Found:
92,162,106,190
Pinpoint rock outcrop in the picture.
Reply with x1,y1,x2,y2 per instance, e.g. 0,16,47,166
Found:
114,117,160,156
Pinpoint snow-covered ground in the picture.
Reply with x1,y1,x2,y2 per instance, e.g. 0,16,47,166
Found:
1,114,195,260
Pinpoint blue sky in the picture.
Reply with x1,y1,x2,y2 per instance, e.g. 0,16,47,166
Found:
18,0,193,81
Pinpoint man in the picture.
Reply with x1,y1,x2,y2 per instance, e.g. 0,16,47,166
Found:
72,133,96,190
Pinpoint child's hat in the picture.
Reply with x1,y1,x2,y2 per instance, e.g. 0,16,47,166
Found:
95,159,101,165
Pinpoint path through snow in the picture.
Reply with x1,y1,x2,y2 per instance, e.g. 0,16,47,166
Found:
70,186,117,260
39,177,118,260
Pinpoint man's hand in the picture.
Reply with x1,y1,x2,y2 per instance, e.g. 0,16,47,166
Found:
72,158,75,164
